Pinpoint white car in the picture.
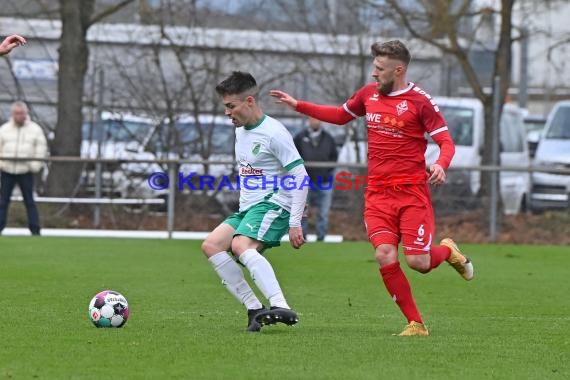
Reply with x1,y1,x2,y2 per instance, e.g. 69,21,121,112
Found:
337,97,531,215
425,97,531,215
81,112,158,198
523,113,547,158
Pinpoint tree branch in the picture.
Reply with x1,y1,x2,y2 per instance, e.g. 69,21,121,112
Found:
384,0,456,54
88,0,136,27
547,35,570,60
384,0,487,101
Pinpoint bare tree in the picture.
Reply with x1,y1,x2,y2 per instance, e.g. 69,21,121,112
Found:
46,0,135,197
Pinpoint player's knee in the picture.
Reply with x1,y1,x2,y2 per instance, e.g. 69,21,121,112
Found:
231,235,261,256
374,245,398,266
230,236,247,256
201,239,220,257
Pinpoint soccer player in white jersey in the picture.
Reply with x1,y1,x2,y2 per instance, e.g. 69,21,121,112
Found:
201,71,309,332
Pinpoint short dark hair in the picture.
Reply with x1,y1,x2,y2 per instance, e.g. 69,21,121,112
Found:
215,71,258,97
370,40,411,66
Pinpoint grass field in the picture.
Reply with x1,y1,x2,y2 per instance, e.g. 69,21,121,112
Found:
0,237,568,379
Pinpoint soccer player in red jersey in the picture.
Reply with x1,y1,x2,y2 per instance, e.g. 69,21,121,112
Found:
270,40,474,336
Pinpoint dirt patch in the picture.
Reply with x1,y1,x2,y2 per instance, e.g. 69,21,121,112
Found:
328,209,570,245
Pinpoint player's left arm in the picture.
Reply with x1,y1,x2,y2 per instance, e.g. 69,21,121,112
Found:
286,163,308,249
421,101,456,185
429,131,455,185
270,130,308,249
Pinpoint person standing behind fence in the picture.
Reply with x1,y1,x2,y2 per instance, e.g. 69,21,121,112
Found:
0,101,48,236
294,117,338,241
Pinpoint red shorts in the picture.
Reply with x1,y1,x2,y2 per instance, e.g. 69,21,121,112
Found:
364,183,435,255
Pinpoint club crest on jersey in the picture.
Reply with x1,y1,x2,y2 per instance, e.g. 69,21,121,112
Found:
251,142,261,155
396,100,408,116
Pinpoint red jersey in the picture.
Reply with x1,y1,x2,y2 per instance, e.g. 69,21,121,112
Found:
295,82,455,186
343,82,448,183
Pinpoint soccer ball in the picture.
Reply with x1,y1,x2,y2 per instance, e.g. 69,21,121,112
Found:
88,290,129,328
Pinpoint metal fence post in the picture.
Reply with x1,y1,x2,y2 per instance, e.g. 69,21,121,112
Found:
489,76,501,242
94,68,104,228
167,163,176,239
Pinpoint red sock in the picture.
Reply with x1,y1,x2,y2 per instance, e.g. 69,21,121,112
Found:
379,262,423,323
429,245,451,270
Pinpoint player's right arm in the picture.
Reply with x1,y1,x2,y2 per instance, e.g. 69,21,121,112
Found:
270,89,366,125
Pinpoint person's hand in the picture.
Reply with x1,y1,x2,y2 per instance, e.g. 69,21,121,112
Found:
269,90,298,110
428,163,446,185
288,226,305,249
0,35,26,56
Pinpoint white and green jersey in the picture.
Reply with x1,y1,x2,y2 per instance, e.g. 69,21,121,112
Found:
235,114,304,212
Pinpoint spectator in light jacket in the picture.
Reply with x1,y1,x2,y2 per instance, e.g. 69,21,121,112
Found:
0,101,48,235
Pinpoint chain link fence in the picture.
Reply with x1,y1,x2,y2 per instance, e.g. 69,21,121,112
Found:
2,157,569,244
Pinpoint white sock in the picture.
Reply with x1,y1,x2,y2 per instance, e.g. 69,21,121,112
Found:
208,251,263,310
239,249,290,309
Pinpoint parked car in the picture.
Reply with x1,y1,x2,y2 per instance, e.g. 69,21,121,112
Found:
335,97,530,214
424,97,531,215
80,112,157,197
81,112,239,199
530,100,570,211
80,112,341,203
523,113,547,158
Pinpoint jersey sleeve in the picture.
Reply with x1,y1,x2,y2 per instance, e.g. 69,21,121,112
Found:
270,127,304,171
294,85,369,125
296,102,355,125
342,86,368,118
419,98,447,135
420,98,455,170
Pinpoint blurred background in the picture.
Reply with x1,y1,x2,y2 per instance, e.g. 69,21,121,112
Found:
0,0,569,243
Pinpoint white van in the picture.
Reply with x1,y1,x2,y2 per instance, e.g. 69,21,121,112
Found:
530,100,570,211
336,97,530,214
425,97,531,214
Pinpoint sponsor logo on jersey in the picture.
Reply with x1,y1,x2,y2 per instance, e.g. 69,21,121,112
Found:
366,112,383,123
367,113,405,129
239,162,263,176
383,116,405,128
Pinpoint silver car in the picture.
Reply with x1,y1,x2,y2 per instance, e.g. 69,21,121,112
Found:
530,100,570,211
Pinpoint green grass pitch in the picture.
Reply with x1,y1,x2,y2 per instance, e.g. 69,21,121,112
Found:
0,237,568,379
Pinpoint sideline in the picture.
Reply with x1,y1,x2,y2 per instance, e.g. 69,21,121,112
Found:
1,228,343,242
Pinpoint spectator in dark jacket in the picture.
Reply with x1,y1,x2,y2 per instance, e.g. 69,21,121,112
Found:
294,117,338,241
